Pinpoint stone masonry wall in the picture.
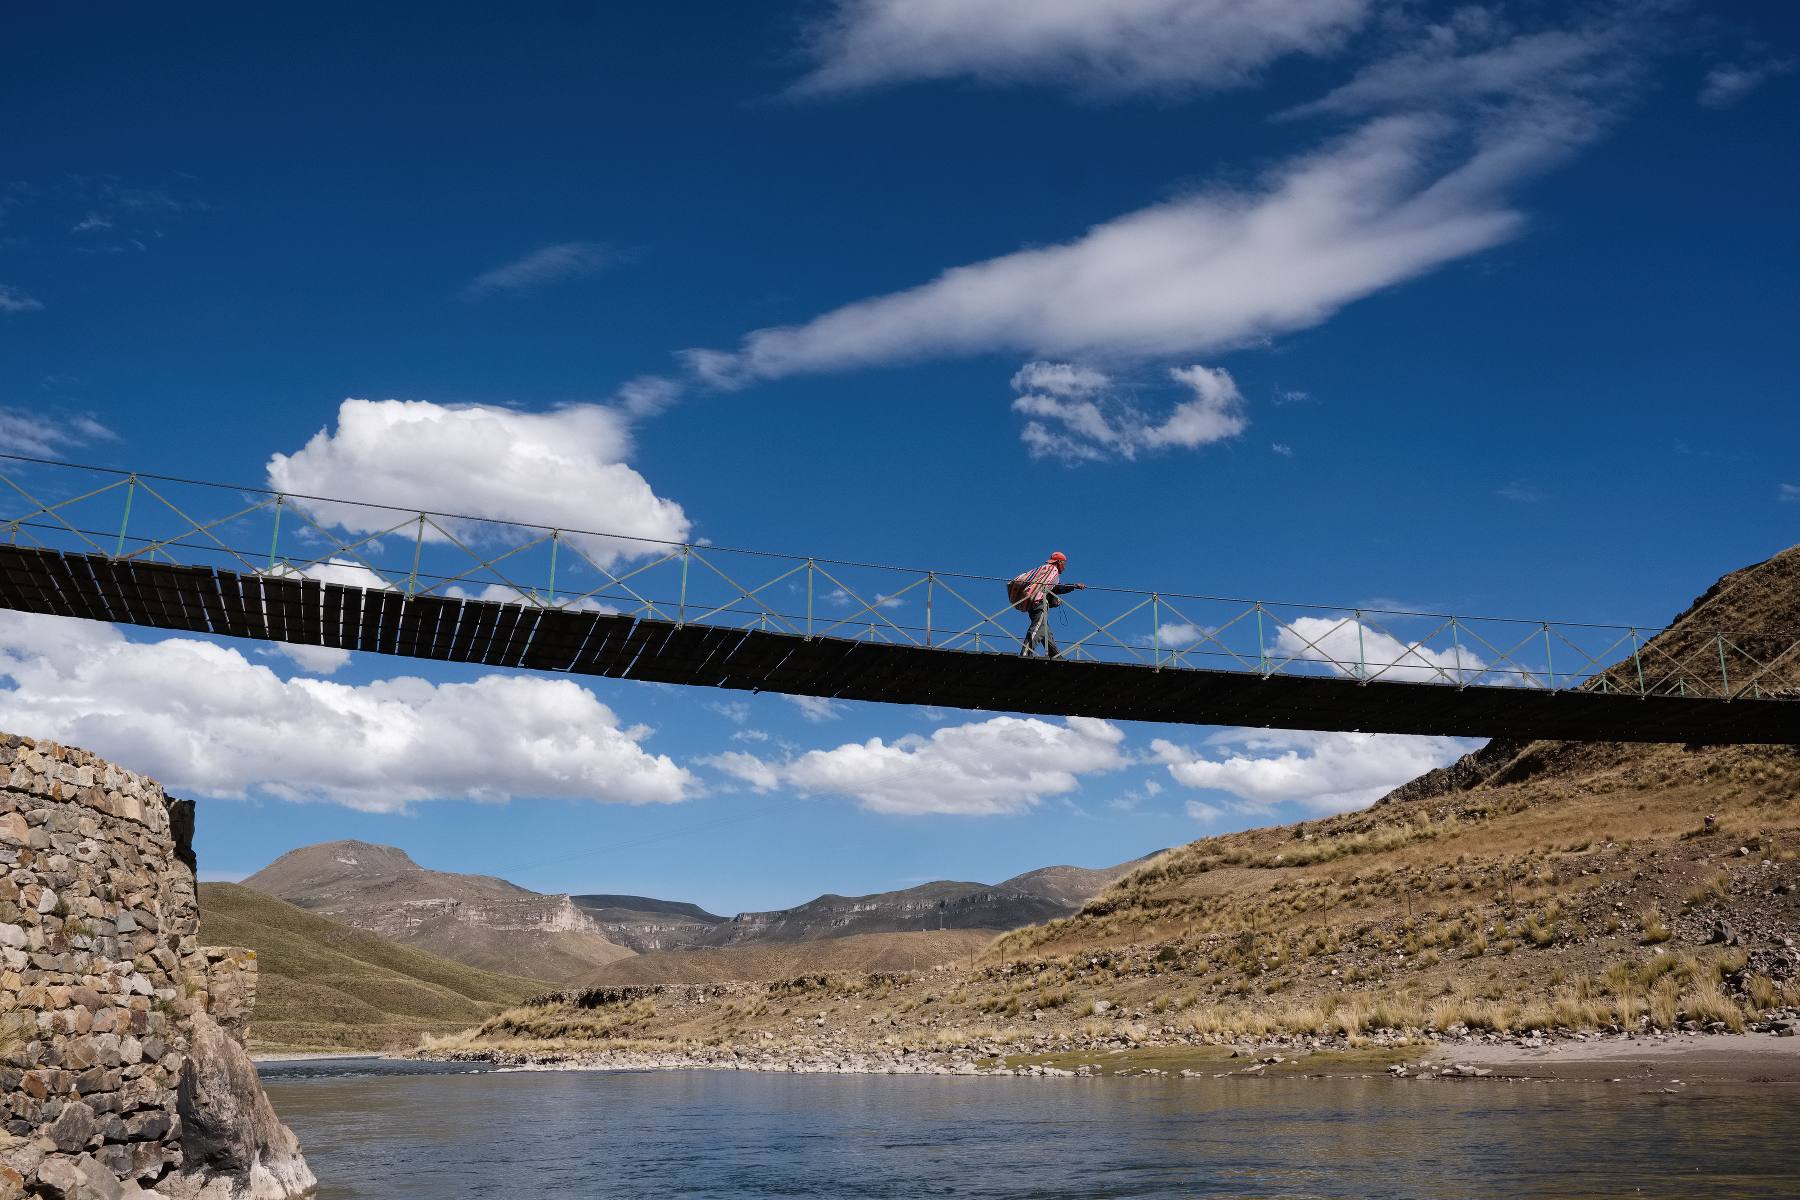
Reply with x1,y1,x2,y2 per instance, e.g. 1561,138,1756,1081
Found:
0,734,267,1197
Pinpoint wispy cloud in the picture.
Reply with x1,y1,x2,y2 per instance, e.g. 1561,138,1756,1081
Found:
1496,479,1545,504
0,409,114,455
0,285,43,314
688,7,1653,389
461,241,621,300
1699,58,1794,109
1012,362,1247,463
794,0,1372,96
785,695,844,722
1779,484,1800,504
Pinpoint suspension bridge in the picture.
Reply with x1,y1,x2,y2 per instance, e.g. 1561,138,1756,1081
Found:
0,454,1793,743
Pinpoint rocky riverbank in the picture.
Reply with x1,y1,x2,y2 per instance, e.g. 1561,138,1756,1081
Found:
420,1023,1800,1085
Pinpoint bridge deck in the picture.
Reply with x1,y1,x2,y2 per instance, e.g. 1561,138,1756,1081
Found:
1,545,1793,744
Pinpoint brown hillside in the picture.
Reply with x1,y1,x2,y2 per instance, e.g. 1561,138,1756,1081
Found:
583,929,994,985
198,883,544,1051
436,546,1800,1067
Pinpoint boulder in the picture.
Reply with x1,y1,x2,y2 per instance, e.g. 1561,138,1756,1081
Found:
162,1015,314,1200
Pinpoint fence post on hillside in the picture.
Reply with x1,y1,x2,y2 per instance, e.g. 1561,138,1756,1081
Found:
113,474,136,557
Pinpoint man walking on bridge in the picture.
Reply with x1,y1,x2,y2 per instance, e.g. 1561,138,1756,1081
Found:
1011,551,1085,658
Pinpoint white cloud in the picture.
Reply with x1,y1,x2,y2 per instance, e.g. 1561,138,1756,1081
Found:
461,241,619,299
690,13,1643,389
0,285,43,314
1012,362,1247,462
1155,622,1206,648
0,409,113,456
785,695,844,722
1781,484,1800,504
1271,442,1294,457
277,643,351,675
796,0,1370,96
685,116,1536,383
1185,799,1224,823
1699,59,1794,109
1272,615,1487,685
266,399,689,569
1496,479,1545,504
1154,728,1476,816
1288,20,1631,120
0,610,695,812
706,714,1127,815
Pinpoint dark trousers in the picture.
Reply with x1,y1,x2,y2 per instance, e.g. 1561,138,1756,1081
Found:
1022,600,1058,657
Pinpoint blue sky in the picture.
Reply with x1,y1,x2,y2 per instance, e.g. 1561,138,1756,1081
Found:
1,1,1795,915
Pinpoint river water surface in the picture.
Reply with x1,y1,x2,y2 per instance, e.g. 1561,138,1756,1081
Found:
260,1058,1798,1198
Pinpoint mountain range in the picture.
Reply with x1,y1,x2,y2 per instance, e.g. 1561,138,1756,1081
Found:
241,840,1151,984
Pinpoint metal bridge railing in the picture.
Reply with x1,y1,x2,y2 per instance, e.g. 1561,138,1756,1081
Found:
2,453,1794,701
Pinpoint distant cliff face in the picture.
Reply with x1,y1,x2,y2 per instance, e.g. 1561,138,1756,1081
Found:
242,841,633,984
569,896,727,954
705,882,1074,945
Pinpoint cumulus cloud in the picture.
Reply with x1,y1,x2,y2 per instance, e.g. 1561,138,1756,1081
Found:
0,409,114,457
0,285,44,314
0,610,695,811
1011,361,1247,462
1272,615,1488,685
1153,728,1476,816
276,643,351,675
795,0,1370,95
266,399,689,569
704,714,1127,815
461,241,620,299
1699,59,1794,109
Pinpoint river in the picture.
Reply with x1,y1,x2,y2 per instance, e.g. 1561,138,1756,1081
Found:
259,1058,1798,1198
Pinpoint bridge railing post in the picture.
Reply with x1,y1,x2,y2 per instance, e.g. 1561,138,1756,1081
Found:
1355,609,1365,682
1451,618,1465,689
806,558,814,641
678,544,690,626
1717,632,1729,699
548,530,559,606
114,474,137,558
266,496,284,574
1256,603,1268,677
926,572,934,647
1630,628,1645,696
1543,622,1555,691
1151,593,1160,668
406,514,425,597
